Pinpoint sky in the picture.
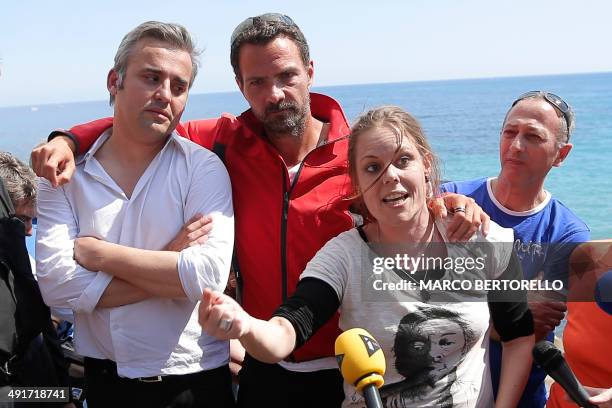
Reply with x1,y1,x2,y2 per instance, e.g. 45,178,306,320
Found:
1,0,611,107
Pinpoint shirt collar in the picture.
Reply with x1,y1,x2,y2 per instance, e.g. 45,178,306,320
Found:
76,128,184,166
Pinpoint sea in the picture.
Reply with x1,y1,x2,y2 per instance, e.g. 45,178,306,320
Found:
1,72,611,240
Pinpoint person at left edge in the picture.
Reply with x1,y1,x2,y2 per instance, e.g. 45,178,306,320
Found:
0,152,74,408
35,22,235,408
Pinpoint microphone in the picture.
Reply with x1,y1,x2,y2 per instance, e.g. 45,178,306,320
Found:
595,270,612,315
335,328,385,408
532,341,596,408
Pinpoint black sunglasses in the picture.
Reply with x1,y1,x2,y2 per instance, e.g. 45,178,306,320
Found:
231,13,296,45
512,91,572,140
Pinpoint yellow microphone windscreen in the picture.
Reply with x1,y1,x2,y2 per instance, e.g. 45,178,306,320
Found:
334,328,385,391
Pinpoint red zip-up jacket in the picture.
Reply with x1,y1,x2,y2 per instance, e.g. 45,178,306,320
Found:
62,93,354,362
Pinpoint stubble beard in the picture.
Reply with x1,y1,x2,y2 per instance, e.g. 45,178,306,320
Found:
261,93,310,139
139,117,172,140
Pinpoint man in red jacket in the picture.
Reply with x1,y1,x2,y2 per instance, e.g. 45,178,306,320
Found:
31,14,487,407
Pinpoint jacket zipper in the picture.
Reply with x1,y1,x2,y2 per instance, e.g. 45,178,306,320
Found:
278,134,348,302
279,159,305,363
279,162,304,301
280,167,289,302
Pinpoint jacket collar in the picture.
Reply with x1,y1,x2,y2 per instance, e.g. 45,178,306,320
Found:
237,92,350,143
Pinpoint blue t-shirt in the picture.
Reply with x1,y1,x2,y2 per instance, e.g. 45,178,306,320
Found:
442,177,590,408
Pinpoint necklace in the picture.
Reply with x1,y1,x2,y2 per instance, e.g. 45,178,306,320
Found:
392,266,432,302
369,218,443,302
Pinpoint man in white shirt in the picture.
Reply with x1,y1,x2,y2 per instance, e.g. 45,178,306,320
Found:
35,22,235,407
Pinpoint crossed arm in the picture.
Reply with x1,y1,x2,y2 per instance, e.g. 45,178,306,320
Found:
36,154,232,312
92,212,214,307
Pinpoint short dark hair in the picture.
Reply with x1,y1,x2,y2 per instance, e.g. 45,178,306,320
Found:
503,92,575,144
230,14,310,81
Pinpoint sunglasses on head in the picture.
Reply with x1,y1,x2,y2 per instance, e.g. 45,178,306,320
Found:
512,91,572,140
231,13,296,45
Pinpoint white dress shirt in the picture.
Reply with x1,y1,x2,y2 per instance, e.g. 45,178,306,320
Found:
36,130,234,378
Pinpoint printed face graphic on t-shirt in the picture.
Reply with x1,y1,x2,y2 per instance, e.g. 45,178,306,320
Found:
380,305,477,407
418,319,466,379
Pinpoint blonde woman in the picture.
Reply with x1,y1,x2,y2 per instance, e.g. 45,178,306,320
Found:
200,106,535,407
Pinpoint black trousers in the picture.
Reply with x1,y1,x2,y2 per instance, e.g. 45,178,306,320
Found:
236,354,344,408
84,357,235,408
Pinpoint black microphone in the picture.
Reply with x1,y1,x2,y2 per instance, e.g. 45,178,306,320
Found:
532,341,596,408
595,270,612,315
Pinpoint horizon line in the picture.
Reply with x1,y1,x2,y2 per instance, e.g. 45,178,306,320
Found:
1,69,610,110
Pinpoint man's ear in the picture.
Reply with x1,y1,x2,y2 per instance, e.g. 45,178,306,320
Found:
553,143,573,167
235,75,245,95
307,60,314,88
107,69,120,96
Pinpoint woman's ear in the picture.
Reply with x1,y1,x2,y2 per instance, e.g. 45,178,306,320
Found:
423,152,433,175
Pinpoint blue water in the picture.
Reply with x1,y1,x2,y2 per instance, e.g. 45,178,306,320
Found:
1,72,611,239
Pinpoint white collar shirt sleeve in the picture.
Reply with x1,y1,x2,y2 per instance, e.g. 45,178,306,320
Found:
35,130,234,377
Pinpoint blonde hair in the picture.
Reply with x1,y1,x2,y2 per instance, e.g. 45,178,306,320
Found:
347,106,440,221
